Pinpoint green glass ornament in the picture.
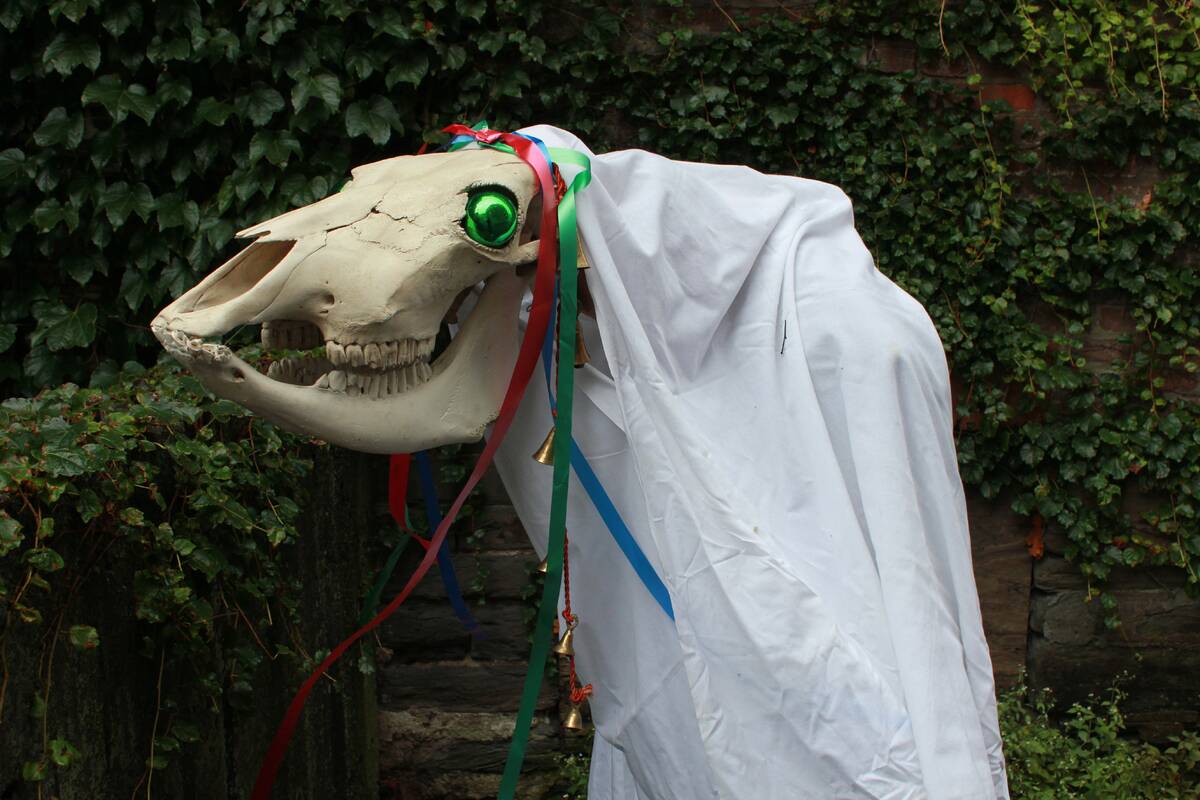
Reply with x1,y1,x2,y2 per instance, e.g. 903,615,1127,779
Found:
464,189,519,248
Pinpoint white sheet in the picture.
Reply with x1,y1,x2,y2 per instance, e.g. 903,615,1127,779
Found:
491,125,1009,800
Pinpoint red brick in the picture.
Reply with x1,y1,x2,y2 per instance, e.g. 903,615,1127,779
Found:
979,83,1037,112
921,57,970,78
1080,342,1130,366
1163,370,1199,396
863,39,917,73
1096,304,1134,333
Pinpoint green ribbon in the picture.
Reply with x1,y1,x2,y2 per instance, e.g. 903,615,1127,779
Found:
357,509,413,627
496,145,592,800
441,126,593,797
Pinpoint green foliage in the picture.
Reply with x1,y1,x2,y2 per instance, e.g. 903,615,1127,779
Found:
551,729,593,799
2,0,1197,611
3,0,1195,607
0,358,311,779
999,682,1200,798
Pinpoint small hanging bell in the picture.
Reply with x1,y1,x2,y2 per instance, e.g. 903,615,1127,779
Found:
562,703,585,731
576,232,590,270
536,556,549,574
532,426,556,465
574,326,590,368
552,621,576,657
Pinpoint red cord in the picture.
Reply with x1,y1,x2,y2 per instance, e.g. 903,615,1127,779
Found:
560,531,592,704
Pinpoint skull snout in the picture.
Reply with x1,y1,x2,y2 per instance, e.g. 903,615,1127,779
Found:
153,238,312,338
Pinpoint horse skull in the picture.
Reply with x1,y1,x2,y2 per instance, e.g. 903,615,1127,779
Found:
152,148,540,453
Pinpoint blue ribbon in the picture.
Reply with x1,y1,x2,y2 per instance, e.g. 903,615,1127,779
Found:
415,451,481,634
539,310,675,621
568,441,674,619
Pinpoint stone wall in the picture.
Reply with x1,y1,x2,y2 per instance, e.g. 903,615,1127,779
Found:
376,470,573,800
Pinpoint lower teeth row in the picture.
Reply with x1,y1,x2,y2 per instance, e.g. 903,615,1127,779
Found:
314,363,433,397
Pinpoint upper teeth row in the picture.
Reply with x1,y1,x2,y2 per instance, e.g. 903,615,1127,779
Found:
326,338,435,369
261,321,322,350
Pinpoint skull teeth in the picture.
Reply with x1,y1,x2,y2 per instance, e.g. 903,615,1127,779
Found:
316,363,433,398
325,337,435,369
261,320,323,350
266,356,333,386
259,328,437,398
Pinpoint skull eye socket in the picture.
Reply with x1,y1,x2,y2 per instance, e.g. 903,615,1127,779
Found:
463,188,519,248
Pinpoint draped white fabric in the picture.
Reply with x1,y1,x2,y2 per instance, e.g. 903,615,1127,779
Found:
489,126,1009,800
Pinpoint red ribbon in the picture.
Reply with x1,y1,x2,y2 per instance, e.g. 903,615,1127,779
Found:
250,126,560,799
387,453,411,531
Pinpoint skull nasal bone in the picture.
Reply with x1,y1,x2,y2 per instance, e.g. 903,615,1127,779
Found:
192,240,296,312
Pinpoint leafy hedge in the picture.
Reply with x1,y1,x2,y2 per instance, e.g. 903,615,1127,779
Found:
0,359,312,780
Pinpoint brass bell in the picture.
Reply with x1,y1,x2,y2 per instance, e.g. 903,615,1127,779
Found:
573,326,590,369
532,426,556,465
552,621,576,657
563,703,585,731
536,556,548,574
576,232,590,270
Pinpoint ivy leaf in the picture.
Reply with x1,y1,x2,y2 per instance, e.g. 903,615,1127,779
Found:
155,193,200,232
118,267,152,311
100,181,156,227
147,35,191,64
344,97,400,145
0,323,14,354
156,77,193,108
766,104,800,127
345,50,378,80
237,85,286,126
102,2,143,37
42,444,88,476
50,738,81,767
21,761,47,782
443,44,467,71
32,198,79,232
82,75,158,124
32,301,98,351
42,32,101,75
0,515,22,556
23,345,64,387
24,547,65,573
249,131,302,166
195,97,235,126
33,107,85,149
64,254,102,285
48,0,92,23
0,147,26,180
291,73,341,113
385,53,428,88
173,722,201,743
455,0,487,22
67,625,100,652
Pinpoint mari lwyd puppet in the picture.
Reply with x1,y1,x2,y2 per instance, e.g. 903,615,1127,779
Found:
154,125,1009,800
